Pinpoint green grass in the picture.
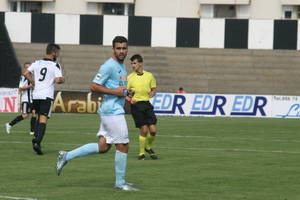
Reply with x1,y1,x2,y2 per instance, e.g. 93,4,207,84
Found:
0,113,300,200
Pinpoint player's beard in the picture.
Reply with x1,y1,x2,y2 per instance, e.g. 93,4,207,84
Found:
116,53,126,63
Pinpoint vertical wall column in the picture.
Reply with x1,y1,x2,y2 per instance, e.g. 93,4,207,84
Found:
80,15,103,45
225,19,248,49
128,16,151,46
273,20,297,50
176,18,200,48
31,13,55,43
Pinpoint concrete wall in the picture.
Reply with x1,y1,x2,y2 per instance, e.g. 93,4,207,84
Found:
5,12,31,43
0,1,8,12
55,14,80,44
135,0,200,18
103,15,128,46
3,12,300,50
0,0,299,19
248,19,274,49
13,43,300,96
250,0,282,19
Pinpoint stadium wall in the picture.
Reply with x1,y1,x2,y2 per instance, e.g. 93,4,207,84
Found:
3,11,300,50
0,13,21,88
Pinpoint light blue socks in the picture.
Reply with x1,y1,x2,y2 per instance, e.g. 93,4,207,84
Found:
115,150,127,187
65,144,127,187
66,143,99,161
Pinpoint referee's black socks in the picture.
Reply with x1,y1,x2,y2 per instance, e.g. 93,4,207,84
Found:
9,115,24,126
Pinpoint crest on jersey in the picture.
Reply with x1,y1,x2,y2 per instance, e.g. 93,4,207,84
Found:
95,74,102,80
119,76,127,80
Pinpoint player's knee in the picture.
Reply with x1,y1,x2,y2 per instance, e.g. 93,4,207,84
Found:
98,136,111,153
150,131,156,136
22,114,29,119
116,143,129,153
99,144,111,153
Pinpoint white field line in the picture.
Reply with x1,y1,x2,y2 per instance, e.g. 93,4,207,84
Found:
0,140,299,154
158,134,300,143
7,130,300,143
0,195,38,200
159,146,300,154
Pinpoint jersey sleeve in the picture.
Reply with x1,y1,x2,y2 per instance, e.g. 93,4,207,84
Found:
150,73,156,89
54,64,63,78
56,62,61,70
27,63,35,73
18,76,24,88
93,64,111,85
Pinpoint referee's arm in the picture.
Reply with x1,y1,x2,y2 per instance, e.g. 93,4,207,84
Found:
149,88,157,98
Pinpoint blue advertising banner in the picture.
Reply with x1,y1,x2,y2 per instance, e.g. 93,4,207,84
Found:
150,93,300,118
4,89,299,118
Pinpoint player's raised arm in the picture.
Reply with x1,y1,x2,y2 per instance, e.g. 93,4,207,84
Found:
90,82,126,96
23,70,34,87
55,77,65,84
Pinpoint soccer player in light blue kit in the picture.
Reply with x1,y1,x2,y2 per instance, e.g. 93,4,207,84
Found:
55,36,138,191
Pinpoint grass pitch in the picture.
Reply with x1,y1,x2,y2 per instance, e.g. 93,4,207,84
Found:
0,113,299,200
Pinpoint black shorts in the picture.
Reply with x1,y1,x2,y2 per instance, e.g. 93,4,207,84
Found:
21,102,33,114
130,101,157,128
33,98,53,118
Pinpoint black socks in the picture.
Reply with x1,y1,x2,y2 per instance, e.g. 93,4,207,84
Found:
9,115,24,126
33,123,47,145
30,117,37,132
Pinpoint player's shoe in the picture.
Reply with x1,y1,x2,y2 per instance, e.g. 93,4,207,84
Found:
115,183,139,191
56,151,68,176
29,132,34,135
145,148,158,160
33,143,43,155
5,123,11,134
138,154,146,160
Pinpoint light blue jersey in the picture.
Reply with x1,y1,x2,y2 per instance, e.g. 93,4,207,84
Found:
93,58,127,115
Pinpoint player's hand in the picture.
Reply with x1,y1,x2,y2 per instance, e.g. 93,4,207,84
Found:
149,91,155,98
125,96,132,102
127,89,135,98
115,86,127,96
131,99,137,104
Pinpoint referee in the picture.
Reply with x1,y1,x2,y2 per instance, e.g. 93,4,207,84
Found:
127,54,158,160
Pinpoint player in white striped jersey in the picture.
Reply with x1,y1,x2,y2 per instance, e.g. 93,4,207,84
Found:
23,43,65,155
5,62,37,135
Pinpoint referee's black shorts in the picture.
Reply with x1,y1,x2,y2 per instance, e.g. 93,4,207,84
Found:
33,98,53,118
130,101,157,128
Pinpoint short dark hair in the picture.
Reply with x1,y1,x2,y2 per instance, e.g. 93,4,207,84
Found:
112,36,128,48
130,54,143,63
46,43,61,55
24,61,31,65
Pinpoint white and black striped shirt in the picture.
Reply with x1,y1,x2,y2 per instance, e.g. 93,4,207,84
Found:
19,75,33,103
28,58,63,100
